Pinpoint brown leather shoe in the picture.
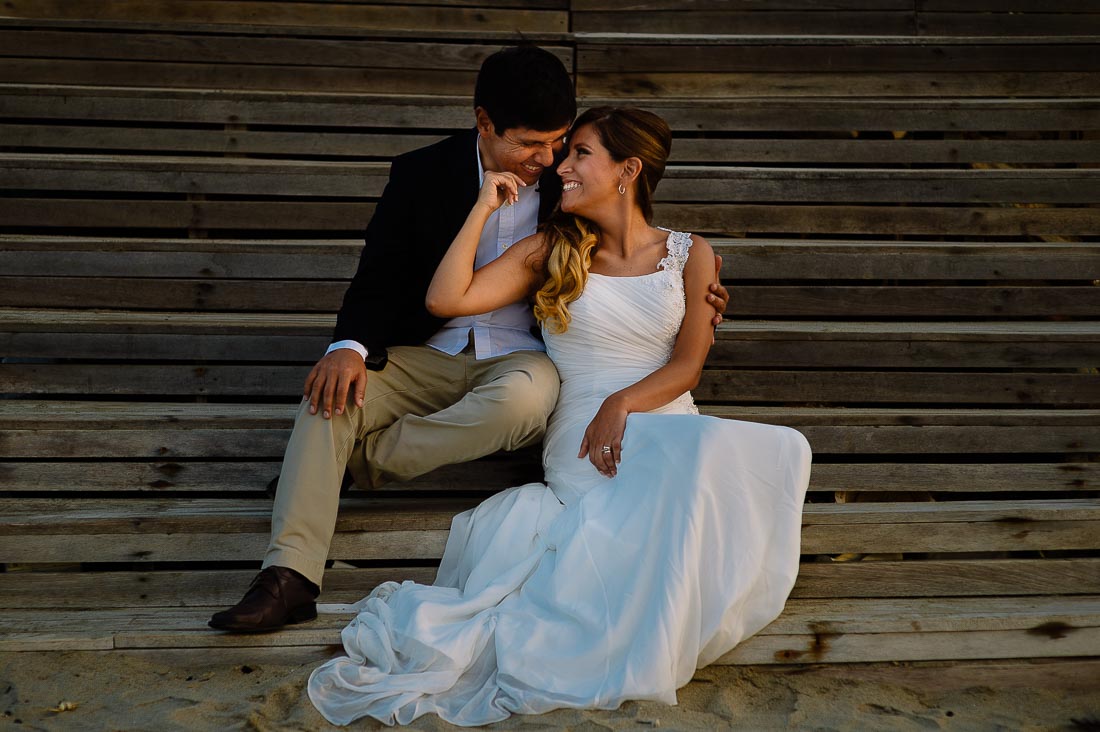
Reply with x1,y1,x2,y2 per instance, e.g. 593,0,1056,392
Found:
208,566,319,632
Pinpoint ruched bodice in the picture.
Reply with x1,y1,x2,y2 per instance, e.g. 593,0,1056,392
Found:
545,230,691,392
542,230,698,504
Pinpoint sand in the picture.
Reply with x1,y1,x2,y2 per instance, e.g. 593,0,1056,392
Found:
2,650,1098,731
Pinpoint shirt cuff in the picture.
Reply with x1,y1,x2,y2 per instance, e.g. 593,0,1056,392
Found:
325,340,368,361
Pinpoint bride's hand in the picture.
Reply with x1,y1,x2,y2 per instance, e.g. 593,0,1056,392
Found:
578,396,628,478
477,171,525,213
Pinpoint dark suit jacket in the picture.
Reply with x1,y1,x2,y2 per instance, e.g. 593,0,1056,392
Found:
333,129,562,365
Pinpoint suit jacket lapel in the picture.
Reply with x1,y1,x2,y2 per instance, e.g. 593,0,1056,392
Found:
428,130,480,259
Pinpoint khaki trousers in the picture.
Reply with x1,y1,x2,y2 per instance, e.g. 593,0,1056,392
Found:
263,345,560,587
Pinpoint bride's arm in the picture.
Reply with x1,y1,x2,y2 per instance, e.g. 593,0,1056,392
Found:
426,171,547,318
579,234,717,477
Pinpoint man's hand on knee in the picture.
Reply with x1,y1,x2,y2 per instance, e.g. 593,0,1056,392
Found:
304,349,368,419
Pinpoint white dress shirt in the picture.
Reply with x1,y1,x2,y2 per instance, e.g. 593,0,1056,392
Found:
327,136,544,361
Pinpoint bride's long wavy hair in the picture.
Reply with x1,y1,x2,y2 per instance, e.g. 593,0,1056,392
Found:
533,107,672,333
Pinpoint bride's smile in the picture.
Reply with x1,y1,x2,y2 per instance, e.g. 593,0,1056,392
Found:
557,123,626,216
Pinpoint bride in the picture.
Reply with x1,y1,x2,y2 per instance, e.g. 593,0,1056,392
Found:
308,107,812,727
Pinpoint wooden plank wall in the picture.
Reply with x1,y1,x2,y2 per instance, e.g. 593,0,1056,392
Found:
0,1,1098,661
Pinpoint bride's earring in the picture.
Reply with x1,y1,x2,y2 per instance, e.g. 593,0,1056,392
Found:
617,181,626,195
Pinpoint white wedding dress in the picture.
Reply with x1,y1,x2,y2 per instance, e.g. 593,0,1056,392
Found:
308,230,812,727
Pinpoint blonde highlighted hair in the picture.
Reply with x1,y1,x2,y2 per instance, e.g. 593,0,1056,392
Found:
533,107,672,333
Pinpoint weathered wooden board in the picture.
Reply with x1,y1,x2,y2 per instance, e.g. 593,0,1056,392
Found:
727,286,1100,318
576,9,1100,36
1,499,1096,561
2,459,1092,495
807,462,1099,493
8,156,1099,204
3,238,1095,280
579,72,1100,99
5,277,1097,315
0,567,441,609
0,58,483,95
10,317,1100,367
918,12,1100,36
0,85,478,127
3,85,1097,132
712,242,1100,281
712,325,1100,369
725,627,1100,664
0,154,392,197
694,370,1097,406
0,198,373,231
6,402,1095,429
0,123,444,158
801,520,1100,554
672,138,1100,164
0,531,452,563
576,39,1100,73
2,30,571,69
5,364,1095,406
0,276,349,310
0,332,331,361
4,598,1099,661
574,10,915,35
7,496,1099,529
0,429,295,459
4,558,1098,609
655,203,1100,237
2,403,1096,455
7,122,1100,163
0,461,287,493
0,454,543,494
792,558,1100,598
0,1,569,32
0,239,363,278
658,167,1100,204
0,497,464,533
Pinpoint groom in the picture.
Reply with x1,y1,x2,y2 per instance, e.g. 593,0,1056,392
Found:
209,46,729,632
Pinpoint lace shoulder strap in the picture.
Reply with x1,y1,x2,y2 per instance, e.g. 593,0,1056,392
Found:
656,229,693,274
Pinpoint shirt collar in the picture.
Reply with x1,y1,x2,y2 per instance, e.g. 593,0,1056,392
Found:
475,133,486,187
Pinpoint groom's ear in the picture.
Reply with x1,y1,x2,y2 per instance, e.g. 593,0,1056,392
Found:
475,107,495,138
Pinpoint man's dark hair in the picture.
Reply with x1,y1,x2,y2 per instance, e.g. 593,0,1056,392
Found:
474,46,576,133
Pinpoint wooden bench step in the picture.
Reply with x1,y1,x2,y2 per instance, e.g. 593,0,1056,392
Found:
3,596,1098,663
1,497,1097,561
4,277,1095,314
0,30,572,96
2,237,1097,280
5,154,1099,203
3,84,1097,132
5,197,1094,238
4,559,1100,609
6,122,1099,164
4,273,1097,314
2,459,1095,495
2,402,1096,456
0,5,570,36
5,363,1096,406
573,6,1100,36
4,307,1098,366
574,35,1100,99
